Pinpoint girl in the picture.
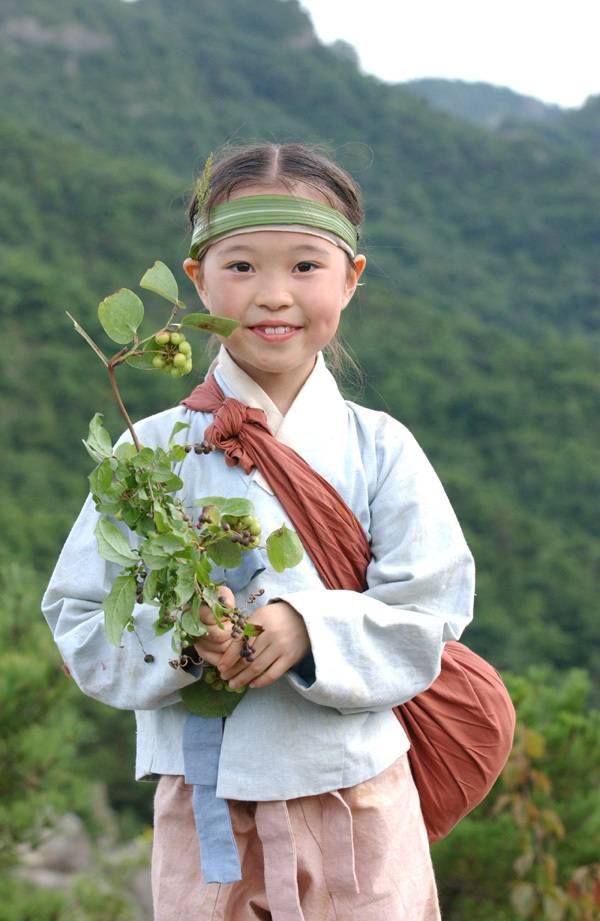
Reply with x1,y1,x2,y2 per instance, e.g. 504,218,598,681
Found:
42,142,475,921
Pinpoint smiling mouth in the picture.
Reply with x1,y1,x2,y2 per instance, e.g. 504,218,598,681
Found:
249,325,301,341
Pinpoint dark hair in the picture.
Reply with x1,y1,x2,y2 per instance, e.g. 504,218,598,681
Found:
187,142,363,264
186,141,365,385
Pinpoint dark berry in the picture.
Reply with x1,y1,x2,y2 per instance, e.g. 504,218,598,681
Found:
144,654,155,663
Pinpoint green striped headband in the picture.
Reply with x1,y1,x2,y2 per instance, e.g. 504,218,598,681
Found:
189,194,359,261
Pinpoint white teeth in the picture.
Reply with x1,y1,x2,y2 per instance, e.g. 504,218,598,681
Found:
262,326,294,335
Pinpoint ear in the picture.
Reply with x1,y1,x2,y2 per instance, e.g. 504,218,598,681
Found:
182,257,207,302
342,254,367,310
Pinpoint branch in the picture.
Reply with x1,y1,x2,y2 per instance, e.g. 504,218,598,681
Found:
107,360,140,451
66,312,109,367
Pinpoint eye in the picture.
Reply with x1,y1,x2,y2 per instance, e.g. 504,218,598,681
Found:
295,261,318,273
227,262,252,273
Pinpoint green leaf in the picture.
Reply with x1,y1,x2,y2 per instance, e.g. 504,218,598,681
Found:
193,496,227,508
153,506,170,533
208,540,242,569
142,568,161,604
181,608,207,637
266,525,304,573
82,413,113,463
130,447,155,469
243,623,261,637
174,565,196,606
139,261,179,305
221,498,254,517
181,680,246,717
94,518,138,566
201,585,222,613
113,442,137,461
89,458,114,495
153,614,173,636
98,288,144,344
181,313,239,337
194,555,212,586
168,444,187,463
103,575,136,646
154,473,183,492
125,338,162,372
153,532,187,553
168,420,191,445
140,547,170,570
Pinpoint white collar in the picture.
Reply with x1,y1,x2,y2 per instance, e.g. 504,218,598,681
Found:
213,346,348,491
214,346,283,435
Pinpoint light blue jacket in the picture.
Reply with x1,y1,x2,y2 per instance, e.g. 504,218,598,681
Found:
42,348,475,800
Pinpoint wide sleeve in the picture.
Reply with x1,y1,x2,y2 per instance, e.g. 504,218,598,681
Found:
41,415,202,711
282,416,475,714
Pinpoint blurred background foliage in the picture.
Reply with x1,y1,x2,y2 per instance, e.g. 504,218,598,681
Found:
1,0,598,917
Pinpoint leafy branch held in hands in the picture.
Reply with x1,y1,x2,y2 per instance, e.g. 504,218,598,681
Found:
68,261,304,718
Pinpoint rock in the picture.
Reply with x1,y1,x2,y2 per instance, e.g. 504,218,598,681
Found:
19,813,92,874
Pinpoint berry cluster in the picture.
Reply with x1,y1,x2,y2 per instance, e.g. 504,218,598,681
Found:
202,666,246,693
223,514,262,550
151,329,193,377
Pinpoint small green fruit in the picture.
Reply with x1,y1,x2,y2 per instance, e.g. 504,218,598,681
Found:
170,332,184,345
173,352,187,368
155,331,170,345
184,358,193,373
152,354,166,369
245,516,261,536
178,341,192,355
170,367,183,378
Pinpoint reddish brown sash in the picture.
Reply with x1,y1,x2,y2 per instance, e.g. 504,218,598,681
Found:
182,375,515,841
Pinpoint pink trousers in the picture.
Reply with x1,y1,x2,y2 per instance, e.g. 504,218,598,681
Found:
151,753,441,921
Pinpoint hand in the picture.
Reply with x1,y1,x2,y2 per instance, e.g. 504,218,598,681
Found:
217,601,310,690
192,586,236,667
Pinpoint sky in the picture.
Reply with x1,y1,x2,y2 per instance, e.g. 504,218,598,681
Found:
297,0,600,110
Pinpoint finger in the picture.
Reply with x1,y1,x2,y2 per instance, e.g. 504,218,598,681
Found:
219,657,249,681
246,658,289,689
197,590,234,626
226,646,275,689
198,603,219,626
193,630,235,657
217,585,236,609
219,633,268,676
197,648,223,667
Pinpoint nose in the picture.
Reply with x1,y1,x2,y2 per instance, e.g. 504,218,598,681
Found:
254,274,294,311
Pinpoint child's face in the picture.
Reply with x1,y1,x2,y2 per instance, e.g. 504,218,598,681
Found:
183,183,366,387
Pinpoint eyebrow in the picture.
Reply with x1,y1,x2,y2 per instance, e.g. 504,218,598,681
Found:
218,242,331,257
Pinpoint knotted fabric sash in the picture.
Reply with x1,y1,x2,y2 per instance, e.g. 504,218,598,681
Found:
183,373,371,592
181,373,516,857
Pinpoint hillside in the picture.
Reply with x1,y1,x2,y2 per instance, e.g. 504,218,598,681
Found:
1,110,598,682
404,77,600,161
1,0,600,337
0,0,598,681
403,78,565,129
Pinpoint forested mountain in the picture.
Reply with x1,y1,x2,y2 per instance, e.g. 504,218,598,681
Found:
403,78,565,129
2,0,600,335
2,2,600,917
405,77,600,160
2,0,599,682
